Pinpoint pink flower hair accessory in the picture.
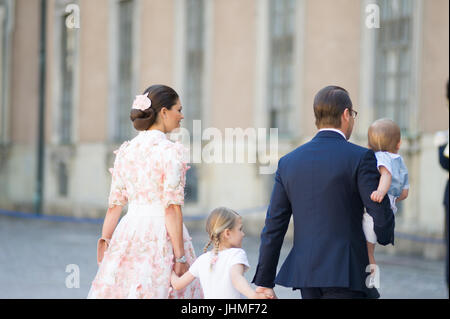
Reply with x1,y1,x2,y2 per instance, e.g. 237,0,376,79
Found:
132,92,152,111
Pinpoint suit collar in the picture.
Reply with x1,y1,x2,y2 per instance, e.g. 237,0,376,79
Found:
314,129,348,141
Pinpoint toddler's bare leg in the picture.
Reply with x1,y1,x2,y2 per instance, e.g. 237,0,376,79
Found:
367,241,376,274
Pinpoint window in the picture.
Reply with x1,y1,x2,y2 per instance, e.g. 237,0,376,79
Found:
183,0,205,204
0,0,12,145
58,161,68,197
0,3,6,144
185,164,199,203
59,12,76,144
268,0,295,136
374,0,413,132
113,0,135,143
184,0,204,134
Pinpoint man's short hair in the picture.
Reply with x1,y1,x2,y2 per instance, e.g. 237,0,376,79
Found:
313,86,353,129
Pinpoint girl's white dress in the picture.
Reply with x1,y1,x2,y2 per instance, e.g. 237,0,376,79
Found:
87,129,203,299
188,248,250,299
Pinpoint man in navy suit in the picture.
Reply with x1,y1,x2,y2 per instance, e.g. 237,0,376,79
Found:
437,80,449,293
252,86,395,299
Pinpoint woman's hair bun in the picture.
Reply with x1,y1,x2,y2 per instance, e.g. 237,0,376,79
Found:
130,108,155,131
129,84,179,131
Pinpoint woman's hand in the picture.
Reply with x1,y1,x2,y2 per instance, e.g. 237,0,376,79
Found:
174,261,189,277
97,205,122,264
97,238,110,265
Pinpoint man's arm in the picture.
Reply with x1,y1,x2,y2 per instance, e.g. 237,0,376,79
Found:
252,159,292,288
439,144,449,171
357,150,395,246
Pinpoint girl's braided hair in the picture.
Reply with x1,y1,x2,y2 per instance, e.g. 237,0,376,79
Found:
203,207,240,271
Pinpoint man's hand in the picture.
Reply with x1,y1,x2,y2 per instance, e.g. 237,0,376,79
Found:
255,286,277,299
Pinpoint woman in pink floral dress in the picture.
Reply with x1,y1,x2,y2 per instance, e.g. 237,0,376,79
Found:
88,85,203,299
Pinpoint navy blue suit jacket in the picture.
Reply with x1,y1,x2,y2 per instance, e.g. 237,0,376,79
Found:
439,144,449,206
252,131,395,298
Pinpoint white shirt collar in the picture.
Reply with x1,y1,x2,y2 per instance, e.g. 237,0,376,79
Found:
318,128,347,140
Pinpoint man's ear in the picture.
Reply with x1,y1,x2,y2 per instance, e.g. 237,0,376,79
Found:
343,108,351,120
341,108,350,124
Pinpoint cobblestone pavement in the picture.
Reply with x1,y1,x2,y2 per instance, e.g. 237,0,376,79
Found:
0,215,448,299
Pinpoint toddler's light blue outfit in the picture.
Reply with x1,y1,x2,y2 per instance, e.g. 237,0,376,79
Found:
374,151,409,214
363,151,409,244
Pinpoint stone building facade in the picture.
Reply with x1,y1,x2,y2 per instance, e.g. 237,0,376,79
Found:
0,0,448,258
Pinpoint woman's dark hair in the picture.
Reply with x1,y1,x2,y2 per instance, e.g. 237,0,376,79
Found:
130,84,179,131
313,85,353,129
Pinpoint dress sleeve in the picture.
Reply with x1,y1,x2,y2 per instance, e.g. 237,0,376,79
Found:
107,143,129,208
230,249,250,272
163,142,190,208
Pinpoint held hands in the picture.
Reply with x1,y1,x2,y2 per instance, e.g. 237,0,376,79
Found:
173,260,189,277
170,270,179,289
370,190,385,203
255,287,277,299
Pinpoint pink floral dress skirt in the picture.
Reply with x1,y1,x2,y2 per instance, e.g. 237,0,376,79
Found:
87,203,203,299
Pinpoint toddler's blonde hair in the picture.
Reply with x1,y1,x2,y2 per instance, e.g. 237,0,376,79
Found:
203,207,241,270
368,118,401,153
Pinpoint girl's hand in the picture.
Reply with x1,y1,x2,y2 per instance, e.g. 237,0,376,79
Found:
170,271,179,287
171,269,196,291
252,291,275,299
255,286,277,299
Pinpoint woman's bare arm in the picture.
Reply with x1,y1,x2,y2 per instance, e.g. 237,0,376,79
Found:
165,204,188,276
97,205,123,264
101,205,123,239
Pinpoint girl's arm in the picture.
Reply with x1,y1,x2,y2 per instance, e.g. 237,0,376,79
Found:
171,270,195,290
230,264,271,299
370,166,392,203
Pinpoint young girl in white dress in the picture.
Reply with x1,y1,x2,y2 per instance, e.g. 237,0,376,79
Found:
171,207,272,299
363,118,409,269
